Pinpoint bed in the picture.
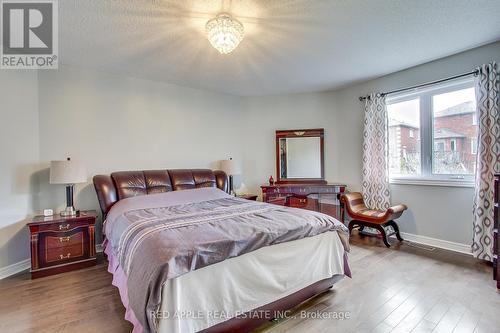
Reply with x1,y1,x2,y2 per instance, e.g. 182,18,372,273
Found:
93,169,350,333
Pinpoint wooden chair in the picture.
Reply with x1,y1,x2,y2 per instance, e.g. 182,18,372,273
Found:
340,192,407,247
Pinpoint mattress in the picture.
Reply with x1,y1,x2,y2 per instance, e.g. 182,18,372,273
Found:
106,230,347,333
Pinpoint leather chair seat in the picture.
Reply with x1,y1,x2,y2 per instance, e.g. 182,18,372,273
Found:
340,192,407,224
340,192,407,247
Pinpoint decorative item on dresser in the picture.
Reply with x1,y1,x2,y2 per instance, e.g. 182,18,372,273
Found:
261,183,346,222
28,211,97,279
494,173,499,289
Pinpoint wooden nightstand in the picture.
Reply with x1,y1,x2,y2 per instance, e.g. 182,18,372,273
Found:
28,210,97,279
237,194,258,201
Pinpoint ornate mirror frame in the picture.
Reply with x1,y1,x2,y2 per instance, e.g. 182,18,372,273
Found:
275,128,326,184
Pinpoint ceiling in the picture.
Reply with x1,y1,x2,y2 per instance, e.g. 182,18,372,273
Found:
60,0,500,96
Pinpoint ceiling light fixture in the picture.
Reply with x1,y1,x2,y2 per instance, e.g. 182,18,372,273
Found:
206,13,244,54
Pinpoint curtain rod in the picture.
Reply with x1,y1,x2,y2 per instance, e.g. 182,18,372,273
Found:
358,69,479,101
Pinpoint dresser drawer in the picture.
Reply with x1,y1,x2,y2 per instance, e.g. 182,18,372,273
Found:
288,197,319,211
288,196,308,208
266,195,287,206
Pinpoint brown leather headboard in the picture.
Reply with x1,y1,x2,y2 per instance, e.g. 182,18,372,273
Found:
93,169,228,216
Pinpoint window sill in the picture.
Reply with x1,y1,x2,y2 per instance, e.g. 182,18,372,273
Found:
389,178,474,188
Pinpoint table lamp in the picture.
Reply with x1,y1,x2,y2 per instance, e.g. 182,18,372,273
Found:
220,158,241,195
50,157,87,216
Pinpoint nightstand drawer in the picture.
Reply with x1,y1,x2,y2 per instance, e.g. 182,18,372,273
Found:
44,230,84,250
45,243,85,264
39,219,90,233
38,226,90,268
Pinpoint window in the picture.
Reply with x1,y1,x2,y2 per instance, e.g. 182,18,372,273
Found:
387,78,477,185
450,139,457,152
435,141,445,152
471,138,477,155
387,99,421,176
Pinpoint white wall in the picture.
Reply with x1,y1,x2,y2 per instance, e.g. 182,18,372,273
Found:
241,91,340,193
36,66,244,241
0,71,39,269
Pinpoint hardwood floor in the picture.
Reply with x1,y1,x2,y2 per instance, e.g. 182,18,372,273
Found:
1,234,498,333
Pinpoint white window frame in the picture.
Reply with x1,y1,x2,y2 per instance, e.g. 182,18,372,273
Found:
387,77,476,187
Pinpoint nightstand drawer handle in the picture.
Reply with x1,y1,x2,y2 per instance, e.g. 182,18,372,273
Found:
59,253,71,260
59,236,71,243
59,224,70,230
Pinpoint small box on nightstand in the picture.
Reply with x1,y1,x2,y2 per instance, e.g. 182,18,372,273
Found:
27,210,97,279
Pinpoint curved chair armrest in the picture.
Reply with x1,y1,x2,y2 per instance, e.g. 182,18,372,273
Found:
386,204,408,221
388,204,407,214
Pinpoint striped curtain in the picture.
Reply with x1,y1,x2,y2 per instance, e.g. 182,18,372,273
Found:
362,93,391,210
472,62,500,261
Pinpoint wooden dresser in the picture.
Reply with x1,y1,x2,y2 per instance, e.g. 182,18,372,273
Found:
494,174,499,289
28,211,97,279
261,183,347,222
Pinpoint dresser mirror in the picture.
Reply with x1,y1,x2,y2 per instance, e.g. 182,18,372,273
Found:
276,128,326,184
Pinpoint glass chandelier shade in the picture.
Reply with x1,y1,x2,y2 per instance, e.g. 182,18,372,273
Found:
206,13,244,54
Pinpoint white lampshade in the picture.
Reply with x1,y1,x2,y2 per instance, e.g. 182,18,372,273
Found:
50,159,87,184
219,159,241,176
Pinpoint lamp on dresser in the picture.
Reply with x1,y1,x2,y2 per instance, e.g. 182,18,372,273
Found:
220,158,241,196
50,157,87,216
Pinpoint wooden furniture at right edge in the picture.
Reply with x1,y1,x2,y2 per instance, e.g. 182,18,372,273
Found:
261,184,346,222
494,173,499,289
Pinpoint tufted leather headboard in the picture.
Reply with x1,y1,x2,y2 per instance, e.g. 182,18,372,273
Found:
93,169,228,217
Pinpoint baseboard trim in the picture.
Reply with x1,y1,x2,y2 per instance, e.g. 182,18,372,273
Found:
0,243,104,280
395,232,472,255
0,259,31,280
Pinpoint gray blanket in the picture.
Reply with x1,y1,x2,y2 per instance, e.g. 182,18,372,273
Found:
105,188,349,333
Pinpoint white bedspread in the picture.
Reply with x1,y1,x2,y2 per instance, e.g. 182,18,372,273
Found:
158,230,347,333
